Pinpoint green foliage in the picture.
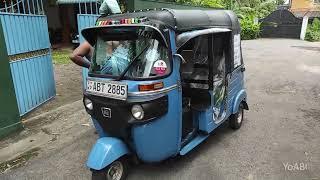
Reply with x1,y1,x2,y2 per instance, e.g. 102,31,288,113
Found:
305,18,320,42
176,0,224,8
239,14,261,40
201,0,224,8
276,0,284,5
175,0,280,40
52,48,72,65
232,0,277,18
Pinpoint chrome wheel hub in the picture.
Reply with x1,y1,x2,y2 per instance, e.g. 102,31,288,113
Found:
237,109,243,124
107,161,123,180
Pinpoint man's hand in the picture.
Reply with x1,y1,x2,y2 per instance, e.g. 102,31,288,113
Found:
69,41,93,68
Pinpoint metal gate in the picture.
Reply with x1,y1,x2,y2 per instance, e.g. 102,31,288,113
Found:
0,0,56,116
260,9,303,38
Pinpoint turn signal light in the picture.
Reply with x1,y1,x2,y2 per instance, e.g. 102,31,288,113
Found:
138,82,164,92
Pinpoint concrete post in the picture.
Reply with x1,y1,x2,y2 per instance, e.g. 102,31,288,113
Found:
0,18,22,138
300,16,309,40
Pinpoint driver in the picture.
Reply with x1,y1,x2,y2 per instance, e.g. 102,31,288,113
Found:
100,41,130,75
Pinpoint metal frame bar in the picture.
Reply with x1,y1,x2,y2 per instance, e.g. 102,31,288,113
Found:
32,0,36,14
27,0,31,14
17,0,21,13
22,0,26,14
79,3,82,14
77,0,101,15
40,0,44,14
11,0,14,13
95,1,98,15
84,2,87,14
90,1,93,14
0,0,45,15
4,1,8,13
36,0,40,14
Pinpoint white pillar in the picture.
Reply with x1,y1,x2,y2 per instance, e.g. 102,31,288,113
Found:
300,16,309,40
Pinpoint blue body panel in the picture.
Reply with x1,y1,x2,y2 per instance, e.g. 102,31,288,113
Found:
197,107,216,133
131,88,181,162
180,134,209,155
131,30,182,162
87,137,130,170
183,65,247,150
227,66,247,115
196,67,247,135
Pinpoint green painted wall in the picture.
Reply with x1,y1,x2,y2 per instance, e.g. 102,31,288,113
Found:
127,0,213,11
0,19,22,138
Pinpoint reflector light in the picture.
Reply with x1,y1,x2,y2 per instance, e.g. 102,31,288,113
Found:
138,82,164,92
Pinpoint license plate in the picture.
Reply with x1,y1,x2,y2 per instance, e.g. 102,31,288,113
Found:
86,79,127,100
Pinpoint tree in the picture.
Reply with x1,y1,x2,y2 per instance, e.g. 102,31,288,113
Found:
176,0,224,8
175,0,278,18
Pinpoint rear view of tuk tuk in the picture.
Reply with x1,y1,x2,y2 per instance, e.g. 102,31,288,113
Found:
81,9,248,180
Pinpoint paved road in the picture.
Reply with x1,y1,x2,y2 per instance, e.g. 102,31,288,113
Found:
2,39,320,180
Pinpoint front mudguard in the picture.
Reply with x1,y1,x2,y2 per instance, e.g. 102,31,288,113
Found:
87,137,130,170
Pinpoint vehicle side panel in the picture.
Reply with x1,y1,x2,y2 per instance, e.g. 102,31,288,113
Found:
131,30,183,162
227,65,246,116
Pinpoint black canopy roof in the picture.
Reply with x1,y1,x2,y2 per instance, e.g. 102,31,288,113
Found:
82,9,240,46
96,9,240,33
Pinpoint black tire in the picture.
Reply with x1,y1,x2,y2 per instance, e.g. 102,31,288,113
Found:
229,104,244,130
92,157,128,180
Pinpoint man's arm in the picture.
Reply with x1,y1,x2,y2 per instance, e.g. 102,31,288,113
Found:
69,41,93,68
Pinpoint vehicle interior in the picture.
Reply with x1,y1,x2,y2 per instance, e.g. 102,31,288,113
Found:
178,32,231,139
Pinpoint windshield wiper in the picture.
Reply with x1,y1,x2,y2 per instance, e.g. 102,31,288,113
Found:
116,43,151,81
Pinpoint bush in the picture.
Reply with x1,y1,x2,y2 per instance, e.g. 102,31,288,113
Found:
176,0,224,8
305,18,320,42
240,14,261,40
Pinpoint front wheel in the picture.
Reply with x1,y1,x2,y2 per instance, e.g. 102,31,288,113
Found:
229,104,244,130
92,157,128,180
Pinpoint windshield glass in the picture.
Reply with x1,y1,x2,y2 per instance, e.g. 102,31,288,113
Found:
89,27,170,79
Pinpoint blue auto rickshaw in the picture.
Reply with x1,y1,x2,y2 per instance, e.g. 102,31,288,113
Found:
81,9,249,180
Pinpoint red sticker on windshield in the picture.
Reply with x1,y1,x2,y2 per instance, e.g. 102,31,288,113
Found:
153,60,167,75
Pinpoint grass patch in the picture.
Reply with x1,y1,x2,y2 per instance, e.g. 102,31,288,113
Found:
52,48,72,65
0,147,41,174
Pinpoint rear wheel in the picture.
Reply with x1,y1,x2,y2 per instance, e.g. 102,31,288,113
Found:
92,157,128,180
229,104,244,130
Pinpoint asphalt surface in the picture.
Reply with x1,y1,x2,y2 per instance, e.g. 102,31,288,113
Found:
2,39,320,180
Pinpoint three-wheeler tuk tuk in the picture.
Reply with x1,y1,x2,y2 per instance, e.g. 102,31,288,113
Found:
81,9,249,180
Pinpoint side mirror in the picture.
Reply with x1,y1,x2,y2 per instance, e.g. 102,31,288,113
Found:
173,54,187,64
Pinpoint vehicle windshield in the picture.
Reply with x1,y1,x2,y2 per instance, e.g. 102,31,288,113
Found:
89,27,170,79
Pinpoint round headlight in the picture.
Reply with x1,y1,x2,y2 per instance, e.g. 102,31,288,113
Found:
84,98,93,110
131,105,144,120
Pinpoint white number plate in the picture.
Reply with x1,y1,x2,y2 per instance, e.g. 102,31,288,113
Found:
86,79,127,100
